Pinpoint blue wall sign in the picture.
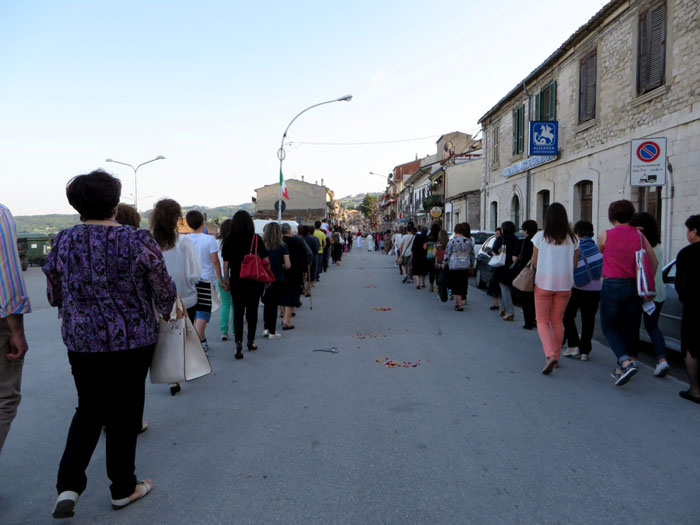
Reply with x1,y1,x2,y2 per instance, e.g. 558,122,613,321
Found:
529,121,558,156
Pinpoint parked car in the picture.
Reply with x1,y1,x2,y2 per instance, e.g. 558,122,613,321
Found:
474,232,525,290
471,230,495,254
639,260,681,352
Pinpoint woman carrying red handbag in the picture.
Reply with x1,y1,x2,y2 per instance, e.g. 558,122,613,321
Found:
222,210,269,359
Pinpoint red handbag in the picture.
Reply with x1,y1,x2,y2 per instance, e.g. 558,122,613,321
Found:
240,235,276,283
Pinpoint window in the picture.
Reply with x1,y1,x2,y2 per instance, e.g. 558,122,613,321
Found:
535,81,557,121
637,186,662,226
579,52,597,123
512,105,525,155
491,123,500,166
637,2,666,95
490,201,498,230
574,181,593,222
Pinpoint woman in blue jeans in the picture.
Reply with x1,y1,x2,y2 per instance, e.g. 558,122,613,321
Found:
630,212,669,377
598,200,657,386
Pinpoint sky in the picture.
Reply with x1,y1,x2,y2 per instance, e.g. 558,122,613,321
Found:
0,0,609,216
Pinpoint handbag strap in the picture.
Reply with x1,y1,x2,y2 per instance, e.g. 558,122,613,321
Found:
249,234,257,255
579,241,594,282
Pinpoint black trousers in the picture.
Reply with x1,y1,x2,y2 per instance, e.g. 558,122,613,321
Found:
521,291,536,328
57,346,153,500
563,288,601,354
231,280,263,343
262,282,282,335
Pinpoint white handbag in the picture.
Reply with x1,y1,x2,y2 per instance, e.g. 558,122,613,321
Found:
488,251,506,268
150,297,212,384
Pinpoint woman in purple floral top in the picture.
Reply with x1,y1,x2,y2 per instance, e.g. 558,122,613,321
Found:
43,170,176,519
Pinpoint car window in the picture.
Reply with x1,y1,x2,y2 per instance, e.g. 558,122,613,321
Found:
481,236,496,252
663,260,676,283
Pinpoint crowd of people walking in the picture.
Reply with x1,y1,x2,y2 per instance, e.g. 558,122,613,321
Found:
0,170,352,519
361,200,700,397
1,168,699,520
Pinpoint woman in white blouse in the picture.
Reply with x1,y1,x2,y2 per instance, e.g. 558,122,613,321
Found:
150,199,202,395
531,203,579,374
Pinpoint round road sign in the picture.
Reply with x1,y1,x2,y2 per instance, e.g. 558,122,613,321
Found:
636,141,660,163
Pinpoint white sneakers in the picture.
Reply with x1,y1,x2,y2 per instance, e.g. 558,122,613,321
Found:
580,354,590,361
263,329,270,337
563,346,580,358
654,361,670,377
268,333,282,340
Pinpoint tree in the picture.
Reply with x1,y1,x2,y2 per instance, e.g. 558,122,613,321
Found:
358,194,378,218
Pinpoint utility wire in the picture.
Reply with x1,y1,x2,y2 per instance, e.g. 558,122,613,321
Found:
286,134,441,147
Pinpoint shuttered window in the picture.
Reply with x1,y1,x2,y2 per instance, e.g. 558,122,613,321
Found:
535,81,557,121
637,2,666,95
512,105,524,155
579,52,597,123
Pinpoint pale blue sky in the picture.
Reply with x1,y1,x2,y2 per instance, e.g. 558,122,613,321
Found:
1,0,608,215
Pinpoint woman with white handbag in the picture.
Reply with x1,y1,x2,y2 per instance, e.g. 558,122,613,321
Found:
491,221,519,321
44,171,177,518
150,199,202,396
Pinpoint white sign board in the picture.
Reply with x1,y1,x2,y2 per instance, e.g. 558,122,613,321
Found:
630,137,666,186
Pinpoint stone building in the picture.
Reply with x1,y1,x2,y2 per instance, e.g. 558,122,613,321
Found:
478,0,699,264
254,178,336,223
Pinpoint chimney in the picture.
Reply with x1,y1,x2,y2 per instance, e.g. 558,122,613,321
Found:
301,175,304,182
321,178,324,187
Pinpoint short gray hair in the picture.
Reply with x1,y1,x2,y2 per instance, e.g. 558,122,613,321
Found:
281,222,292,235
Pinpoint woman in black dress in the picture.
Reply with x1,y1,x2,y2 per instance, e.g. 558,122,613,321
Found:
261,222,289,340
676,214,700,403
281,223,307,329
411,225,429,289
222,210,268,358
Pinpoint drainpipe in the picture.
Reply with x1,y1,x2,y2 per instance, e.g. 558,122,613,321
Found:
663,161,674,264
523,81,532,222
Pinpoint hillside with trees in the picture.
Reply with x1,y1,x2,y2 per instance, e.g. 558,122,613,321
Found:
337,193,382,210
15,203,255,233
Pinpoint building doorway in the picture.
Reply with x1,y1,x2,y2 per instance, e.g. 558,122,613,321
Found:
490,201,498,230
511,195,520,229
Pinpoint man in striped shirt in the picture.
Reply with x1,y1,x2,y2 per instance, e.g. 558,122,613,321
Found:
0,203,31,453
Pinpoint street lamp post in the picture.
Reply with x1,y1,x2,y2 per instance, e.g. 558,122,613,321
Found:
105,156,166,212
277,95,352,223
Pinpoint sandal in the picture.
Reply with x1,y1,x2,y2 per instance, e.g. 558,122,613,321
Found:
455,305,464,312
112,480,153,510
247,341,257,351
542,358,557,375
679,390,700,404
52,490,79,519
282,324,295,330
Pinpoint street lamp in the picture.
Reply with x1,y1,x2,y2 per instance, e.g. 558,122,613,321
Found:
277,95,352,223
105,155,166,212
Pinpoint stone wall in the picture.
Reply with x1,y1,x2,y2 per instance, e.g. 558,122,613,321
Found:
481,0,699,263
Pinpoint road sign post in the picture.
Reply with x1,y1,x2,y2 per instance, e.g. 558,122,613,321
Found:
630,137,666,186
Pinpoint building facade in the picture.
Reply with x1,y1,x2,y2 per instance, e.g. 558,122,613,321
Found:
255,179,336,222
479,0,699,264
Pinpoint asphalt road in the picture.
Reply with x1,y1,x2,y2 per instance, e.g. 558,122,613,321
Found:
2,252,700,524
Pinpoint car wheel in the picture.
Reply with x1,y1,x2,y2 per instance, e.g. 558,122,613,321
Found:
476,268,485,289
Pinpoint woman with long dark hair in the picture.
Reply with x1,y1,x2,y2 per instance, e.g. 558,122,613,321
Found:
425,223,440,292
221,210,268,359
150,199,202,396
261,222,289,340
531,203,578,374
492,222,518,321
599,200,657,386
630,212,669,376
517,220,538,330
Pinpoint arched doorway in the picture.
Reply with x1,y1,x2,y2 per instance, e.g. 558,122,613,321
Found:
510,195,520,229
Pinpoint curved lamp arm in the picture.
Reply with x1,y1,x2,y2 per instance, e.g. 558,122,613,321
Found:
280,95,352,149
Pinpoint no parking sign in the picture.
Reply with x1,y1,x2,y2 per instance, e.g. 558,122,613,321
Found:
630,138,666,186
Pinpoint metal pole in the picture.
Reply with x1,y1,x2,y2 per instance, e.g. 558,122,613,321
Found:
277,96,352,223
